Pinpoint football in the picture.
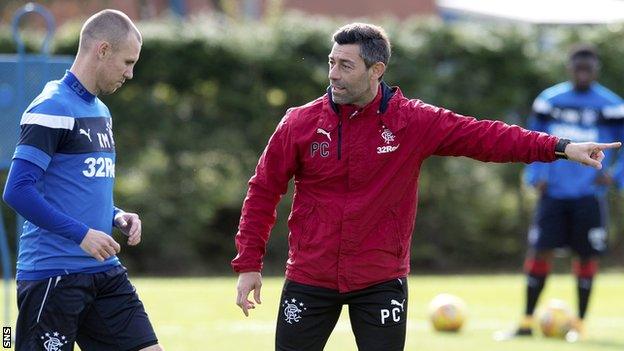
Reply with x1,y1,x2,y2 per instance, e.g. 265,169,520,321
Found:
539,299,574,338
428,293,467,332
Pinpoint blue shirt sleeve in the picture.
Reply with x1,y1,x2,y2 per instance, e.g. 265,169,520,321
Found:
609,125,624,189
524,114,549,187
600,93,624,189
2,158,89,244
15,99,74,170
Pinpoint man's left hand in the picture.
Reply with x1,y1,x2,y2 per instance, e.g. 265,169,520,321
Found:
565,142,622,169
114,212,142,246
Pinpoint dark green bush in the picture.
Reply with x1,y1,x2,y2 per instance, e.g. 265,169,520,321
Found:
2,16,624,274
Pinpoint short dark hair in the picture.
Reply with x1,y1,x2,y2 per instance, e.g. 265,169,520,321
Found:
80,9,142,51
568,43,599,62
332,23,391,68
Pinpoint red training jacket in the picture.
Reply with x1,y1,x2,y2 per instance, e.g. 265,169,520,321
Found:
232,83,558,293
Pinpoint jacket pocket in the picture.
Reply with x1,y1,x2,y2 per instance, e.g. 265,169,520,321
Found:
371,208,402,259
287,203,315,259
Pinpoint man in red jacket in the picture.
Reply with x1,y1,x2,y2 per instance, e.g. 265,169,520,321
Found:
232,23,619,351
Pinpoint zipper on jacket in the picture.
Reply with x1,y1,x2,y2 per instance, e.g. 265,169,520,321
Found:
337,118,343,160
337,110,357,160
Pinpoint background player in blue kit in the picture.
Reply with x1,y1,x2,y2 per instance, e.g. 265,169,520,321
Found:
505,44,624,342
3,9,164,351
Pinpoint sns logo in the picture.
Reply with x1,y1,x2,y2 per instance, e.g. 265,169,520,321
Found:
3,327,10,348
83,157,115,178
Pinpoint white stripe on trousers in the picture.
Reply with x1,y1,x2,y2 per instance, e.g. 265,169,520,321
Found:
36,277,55,323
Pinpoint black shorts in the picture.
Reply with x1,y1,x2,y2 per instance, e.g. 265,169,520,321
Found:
275,278,408,351
15,265,158,351
529,194,607,257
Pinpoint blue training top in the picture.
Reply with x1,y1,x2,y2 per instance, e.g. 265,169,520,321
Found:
525,81,624,199
9,71,121,280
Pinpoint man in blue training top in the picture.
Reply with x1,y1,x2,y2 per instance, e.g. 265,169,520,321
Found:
3,9,164,351
499,44,624,342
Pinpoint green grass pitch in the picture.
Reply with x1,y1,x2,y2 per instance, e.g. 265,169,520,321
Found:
1,273,623,350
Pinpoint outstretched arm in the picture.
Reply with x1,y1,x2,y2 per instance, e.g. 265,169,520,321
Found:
424,104,620,168
428,105,559,163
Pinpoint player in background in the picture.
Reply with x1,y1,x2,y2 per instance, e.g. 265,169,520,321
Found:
3,9,164,351
499,44,624,342
232,23,621,351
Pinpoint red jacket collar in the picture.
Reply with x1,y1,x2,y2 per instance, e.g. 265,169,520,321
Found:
318,82,407,133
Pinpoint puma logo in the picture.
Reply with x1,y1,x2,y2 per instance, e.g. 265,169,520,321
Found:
79,128,92,142
391,299,405,311
316,128,331,142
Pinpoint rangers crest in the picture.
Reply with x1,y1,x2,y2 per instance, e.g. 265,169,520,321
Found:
377,126,399,154
283,298,307,324
40,331,68,351
381,128,395,144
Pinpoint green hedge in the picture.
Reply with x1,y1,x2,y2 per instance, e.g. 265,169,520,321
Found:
2,15,624,274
